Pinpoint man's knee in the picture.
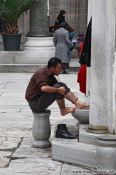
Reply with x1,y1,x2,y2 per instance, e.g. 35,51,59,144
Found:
59,82,70,93
53,82,68,88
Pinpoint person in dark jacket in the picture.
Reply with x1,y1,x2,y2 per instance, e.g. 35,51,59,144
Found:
54,10,75,41
55,10,66,28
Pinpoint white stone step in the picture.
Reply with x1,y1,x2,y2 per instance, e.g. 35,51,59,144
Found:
52,138,97,168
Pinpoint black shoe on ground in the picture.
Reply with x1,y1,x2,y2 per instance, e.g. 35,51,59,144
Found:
55,124,76,139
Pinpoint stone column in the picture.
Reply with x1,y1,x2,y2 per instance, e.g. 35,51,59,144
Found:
89,0,116,133
29,0,49,36
24,0,55,64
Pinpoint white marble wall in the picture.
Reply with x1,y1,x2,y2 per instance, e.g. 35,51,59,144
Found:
112,52,116,133
89,0,116,132
87,0,92,23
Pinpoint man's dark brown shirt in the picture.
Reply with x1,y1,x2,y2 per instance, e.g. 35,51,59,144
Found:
25,67,58,101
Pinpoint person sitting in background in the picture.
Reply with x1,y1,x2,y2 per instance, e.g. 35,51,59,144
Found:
54,10,66,30
54,10,75,41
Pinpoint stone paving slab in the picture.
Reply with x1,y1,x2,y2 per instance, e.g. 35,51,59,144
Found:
0,137,22,150
0,137,22,167
61,164,97,175
0,107,22,113
0,158,62,175
52,139,97,168
0,154,10,168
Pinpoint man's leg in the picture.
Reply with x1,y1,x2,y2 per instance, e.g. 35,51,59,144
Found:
64,91,89,109
29,92,64,113
31,92,75,115
29,82,88,114
29,82,74,114
56,82,89,109
56,98,75,116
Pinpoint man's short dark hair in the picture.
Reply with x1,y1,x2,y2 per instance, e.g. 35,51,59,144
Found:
48,57,61,68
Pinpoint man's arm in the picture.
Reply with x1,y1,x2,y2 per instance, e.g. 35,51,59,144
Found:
41,85,66,95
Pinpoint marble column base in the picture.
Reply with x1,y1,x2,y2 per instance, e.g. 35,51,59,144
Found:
87,125,108,134
96,135,116,174
24,36,55,64
32,140,51,148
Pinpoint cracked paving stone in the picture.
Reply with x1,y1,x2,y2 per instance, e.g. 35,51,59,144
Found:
0,151,12,168
0,137,22,150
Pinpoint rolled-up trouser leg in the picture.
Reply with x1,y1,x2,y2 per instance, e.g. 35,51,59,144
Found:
53,82,70,94
29,82,70,113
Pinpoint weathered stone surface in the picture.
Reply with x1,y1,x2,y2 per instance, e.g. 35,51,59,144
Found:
0,158,62,174
0,155,10,168
61,164,97,175
0,137,22,150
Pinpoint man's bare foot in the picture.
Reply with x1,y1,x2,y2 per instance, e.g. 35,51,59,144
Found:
75,100,89,109
60,107,76,116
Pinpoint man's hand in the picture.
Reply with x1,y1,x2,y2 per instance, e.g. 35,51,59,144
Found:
57,86,66,95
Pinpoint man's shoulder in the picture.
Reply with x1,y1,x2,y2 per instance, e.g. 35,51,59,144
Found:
35,67,46,74
32,67,46,78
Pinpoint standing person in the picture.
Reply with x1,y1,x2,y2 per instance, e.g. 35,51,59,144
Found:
25,57,88,116
53,23,72,74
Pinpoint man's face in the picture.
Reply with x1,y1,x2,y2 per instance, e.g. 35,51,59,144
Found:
52,63,62,75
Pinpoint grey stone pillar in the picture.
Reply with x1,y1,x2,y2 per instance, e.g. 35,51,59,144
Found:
24,0,55,64
89,0,116,132
29,0,49,36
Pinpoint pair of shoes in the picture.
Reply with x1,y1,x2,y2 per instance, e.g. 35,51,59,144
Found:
55,124,76,139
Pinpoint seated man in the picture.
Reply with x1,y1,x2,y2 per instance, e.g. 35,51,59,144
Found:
25,57,88,116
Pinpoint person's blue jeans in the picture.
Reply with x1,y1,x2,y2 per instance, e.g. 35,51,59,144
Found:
69,31,75,41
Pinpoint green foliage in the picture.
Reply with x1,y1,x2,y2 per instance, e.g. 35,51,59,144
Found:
0,0,32,33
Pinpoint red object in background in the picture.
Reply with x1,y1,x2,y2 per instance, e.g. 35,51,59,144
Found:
79,41,84,58
77,64,87,94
